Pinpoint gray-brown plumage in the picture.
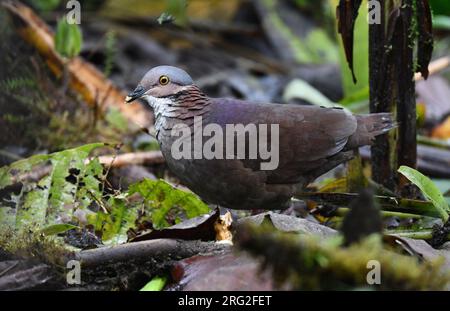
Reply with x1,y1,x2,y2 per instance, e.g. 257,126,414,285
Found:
126,66,395,210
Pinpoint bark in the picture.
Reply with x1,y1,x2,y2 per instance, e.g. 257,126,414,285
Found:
369,0,396,190
72,239,230,268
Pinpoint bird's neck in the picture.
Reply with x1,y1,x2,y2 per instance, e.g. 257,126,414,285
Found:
144,85,211,137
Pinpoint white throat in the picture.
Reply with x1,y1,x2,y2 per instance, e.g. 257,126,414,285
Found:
141,95,179,135
141,95,173,115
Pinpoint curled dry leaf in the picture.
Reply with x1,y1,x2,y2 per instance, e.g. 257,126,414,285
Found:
214,211,233,244
2,0,152,129
416,0,434,80
336,0,363,83
129,208,220,242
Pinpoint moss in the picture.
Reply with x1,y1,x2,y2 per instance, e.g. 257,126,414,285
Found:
0,226,75,268
236,223,450,290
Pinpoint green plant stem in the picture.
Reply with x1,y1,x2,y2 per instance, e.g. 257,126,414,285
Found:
335,207,423,219
384,230,443,240
418,135,450,150
296,192,441,218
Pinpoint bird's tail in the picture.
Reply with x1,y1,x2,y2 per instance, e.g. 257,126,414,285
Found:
345,113,397,149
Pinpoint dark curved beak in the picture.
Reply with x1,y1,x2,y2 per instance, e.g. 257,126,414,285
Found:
125,85,146,104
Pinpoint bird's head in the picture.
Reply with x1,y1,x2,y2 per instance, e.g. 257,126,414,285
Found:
125,65,194,106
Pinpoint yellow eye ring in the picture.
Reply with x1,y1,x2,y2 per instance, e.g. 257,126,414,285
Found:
159,75,170,85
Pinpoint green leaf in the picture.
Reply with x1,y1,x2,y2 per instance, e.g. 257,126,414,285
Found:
0,143,106,231
262,0,338,64
0,154,50,189
140,275,167,291
40,224,79,236
398,166,450,222
429,0,450,15
54,18,83,58
433,15,450,31
88,197,138,245
283,79,341,108
166,0,188,26
17,175,52,230
76,158,104,209
339,86,369,106
128,179,210,229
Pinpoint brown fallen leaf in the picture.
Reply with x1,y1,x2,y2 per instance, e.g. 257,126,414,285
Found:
237,212,337,238
336,0,363,83
214,211,233,244
128,208,220,242
432,116,450,139
2,0,152,129
169,253,278,291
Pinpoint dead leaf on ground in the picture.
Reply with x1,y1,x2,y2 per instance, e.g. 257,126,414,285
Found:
129,208,220,242
237,212,337,238
169,253,278,291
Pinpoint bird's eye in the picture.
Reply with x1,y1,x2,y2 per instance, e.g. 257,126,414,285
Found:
159,75,170,85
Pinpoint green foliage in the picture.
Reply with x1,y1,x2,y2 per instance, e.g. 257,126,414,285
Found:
33,0,61,11
433,15,450,31
41,223,79,236
54,17,83,59
87,179,210,244
140,275,168,291
429,0,450,15
88,196,139,245
128,179,210,229
0,143,106,232
237,224,450,290
1,144,210,247
263,0,338,64
165,0,188,26
283,79,341,108
105,107,128,132
398,166,450,222
104,31,117,78
0,226,73,266
0,76,37,93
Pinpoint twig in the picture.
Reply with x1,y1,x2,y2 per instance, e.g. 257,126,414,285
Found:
95,151,165,168
386,230,434,240
0,150,23,161
386,229,450,242
335,207,423,219
101,144,122,194
86,188,109,214
368,179,396,197
296,192,441,218
414,56,450,81
7,151,164,187
418,135,450,150
72,239,230,268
